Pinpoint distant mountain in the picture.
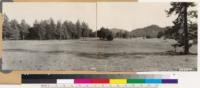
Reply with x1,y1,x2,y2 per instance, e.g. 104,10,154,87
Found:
131,25,166,38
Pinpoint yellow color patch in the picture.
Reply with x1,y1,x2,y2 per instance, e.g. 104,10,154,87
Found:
109,79,127,84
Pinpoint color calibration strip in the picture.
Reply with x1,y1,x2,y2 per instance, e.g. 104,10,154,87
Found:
22,78,178,84
58,79,177,84
22,74,178,84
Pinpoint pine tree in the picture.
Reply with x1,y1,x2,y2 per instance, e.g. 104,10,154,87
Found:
167,2,197,54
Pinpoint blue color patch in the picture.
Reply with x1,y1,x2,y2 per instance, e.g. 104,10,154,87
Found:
144,79,162,84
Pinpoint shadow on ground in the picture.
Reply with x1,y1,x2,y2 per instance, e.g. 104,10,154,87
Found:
4,49,197,59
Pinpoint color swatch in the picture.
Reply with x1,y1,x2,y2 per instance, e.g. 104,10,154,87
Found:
22,74,178,84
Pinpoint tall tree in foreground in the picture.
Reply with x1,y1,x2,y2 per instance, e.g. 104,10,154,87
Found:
167,2,197,54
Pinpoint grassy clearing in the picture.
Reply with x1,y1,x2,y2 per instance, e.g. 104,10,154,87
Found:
2,38,197,71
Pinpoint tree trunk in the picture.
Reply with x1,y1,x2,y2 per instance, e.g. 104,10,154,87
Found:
183,3,189,54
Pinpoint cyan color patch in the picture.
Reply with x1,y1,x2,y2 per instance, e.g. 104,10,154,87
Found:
144,79,162,84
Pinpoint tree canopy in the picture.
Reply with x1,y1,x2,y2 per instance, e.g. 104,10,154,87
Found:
166,2,197,54
3,15,95,40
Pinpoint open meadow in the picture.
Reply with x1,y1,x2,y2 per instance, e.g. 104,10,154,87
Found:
2,38,197,71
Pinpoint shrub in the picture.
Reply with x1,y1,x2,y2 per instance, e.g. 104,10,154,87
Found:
157,31,163,38
107,34,114,41
146,35,151,39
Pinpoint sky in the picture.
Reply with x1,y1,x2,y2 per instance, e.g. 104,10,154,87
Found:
97,2,177,31
3,2,177,31
3,2,97,30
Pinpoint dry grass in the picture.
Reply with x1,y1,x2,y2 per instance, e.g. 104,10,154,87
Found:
2,38,197,71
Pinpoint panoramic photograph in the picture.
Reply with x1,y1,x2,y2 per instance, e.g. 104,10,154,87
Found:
2,2,197,71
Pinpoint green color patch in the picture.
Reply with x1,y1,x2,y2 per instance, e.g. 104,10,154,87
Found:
127,79,145,84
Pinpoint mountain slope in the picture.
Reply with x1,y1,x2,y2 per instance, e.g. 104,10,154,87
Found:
131,25,166,38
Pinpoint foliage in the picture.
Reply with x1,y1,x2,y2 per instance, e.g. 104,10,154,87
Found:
114,30,130,38
3,15,93,40
166,2,197,54
97,27,114,41
107,34,114,41
145,35,151,39
157,31,164,38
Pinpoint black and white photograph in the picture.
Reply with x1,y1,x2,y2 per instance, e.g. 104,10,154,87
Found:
2,2,198,71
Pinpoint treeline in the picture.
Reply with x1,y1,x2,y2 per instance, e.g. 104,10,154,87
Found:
3,15,135,41
3,15,96,40
113,30,132,38
97,27,140,41
97,27,114,41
